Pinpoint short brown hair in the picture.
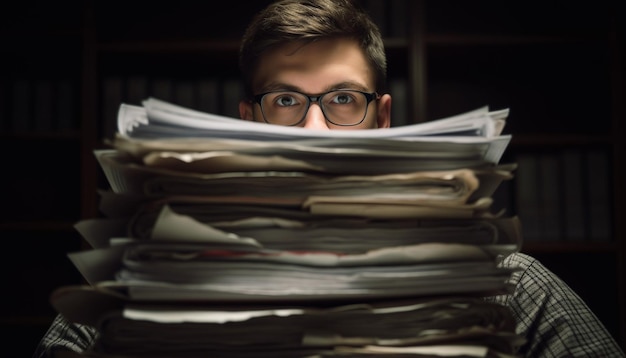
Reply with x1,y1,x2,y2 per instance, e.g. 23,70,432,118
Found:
239,0,387,98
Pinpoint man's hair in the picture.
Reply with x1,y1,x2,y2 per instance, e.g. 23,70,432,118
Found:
239,0,387,98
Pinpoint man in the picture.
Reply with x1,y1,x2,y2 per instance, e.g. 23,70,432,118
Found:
34,0,624,357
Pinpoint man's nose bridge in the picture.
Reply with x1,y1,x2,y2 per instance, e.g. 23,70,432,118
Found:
303,99,329,129
306,94,325,114
306,100,324,115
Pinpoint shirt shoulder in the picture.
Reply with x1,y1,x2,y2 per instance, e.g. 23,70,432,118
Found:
491,252,625,357
32,314,98,358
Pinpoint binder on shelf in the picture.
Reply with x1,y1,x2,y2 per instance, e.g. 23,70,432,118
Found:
537,153,562,241
561,149,586,241
585,149,612,242
389,78,408,127
33,80,54,132
125,75,148,106
56,79,76,131
514,154,541,242
11,78,32,133
173,79,196,109
220,78,245,118
149,78,174,104
389,0,408,37
196,78,219,114
101,76,124,141
0,80,7,132
363,0,387,36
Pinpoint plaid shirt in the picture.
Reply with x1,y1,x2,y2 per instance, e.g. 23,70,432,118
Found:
486,253,624,357
33,252,625,357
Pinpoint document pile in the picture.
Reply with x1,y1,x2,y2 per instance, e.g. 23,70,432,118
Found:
51,98,526,357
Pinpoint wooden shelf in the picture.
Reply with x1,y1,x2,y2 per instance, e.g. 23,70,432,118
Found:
0,131,81,140
98,40,242,53
0,315,57,326
509,134,613,146
522,241,618,254
424,34,605,45
0,221,76,231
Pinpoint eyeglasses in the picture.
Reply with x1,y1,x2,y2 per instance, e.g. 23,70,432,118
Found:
252,90,379,127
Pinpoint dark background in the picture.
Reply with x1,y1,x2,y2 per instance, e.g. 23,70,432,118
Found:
1,1,624,356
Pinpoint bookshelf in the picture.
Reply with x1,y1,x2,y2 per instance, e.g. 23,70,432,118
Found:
1,0,624,356
0,1,85,355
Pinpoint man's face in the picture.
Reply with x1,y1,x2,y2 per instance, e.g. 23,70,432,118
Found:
239,38,391,130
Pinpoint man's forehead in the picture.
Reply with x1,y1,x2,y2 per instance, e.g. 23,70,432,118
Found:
252,38,374,93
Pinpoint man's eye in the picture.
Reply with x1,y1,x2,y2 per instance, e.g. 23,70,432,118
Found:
330,93,354,104
275,95,298,107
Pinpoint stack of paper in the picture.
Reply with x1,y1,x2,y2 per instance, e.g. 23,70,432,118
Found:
52,98,525,357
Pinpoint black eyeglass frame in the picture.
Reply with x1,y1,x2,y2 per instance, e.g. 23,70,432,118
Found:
252,90,380,127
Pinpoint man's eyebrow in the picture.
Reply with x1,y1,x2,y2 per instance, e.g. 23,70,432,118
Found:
258,81,370,94
329,81,369,92
258,82,300,92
